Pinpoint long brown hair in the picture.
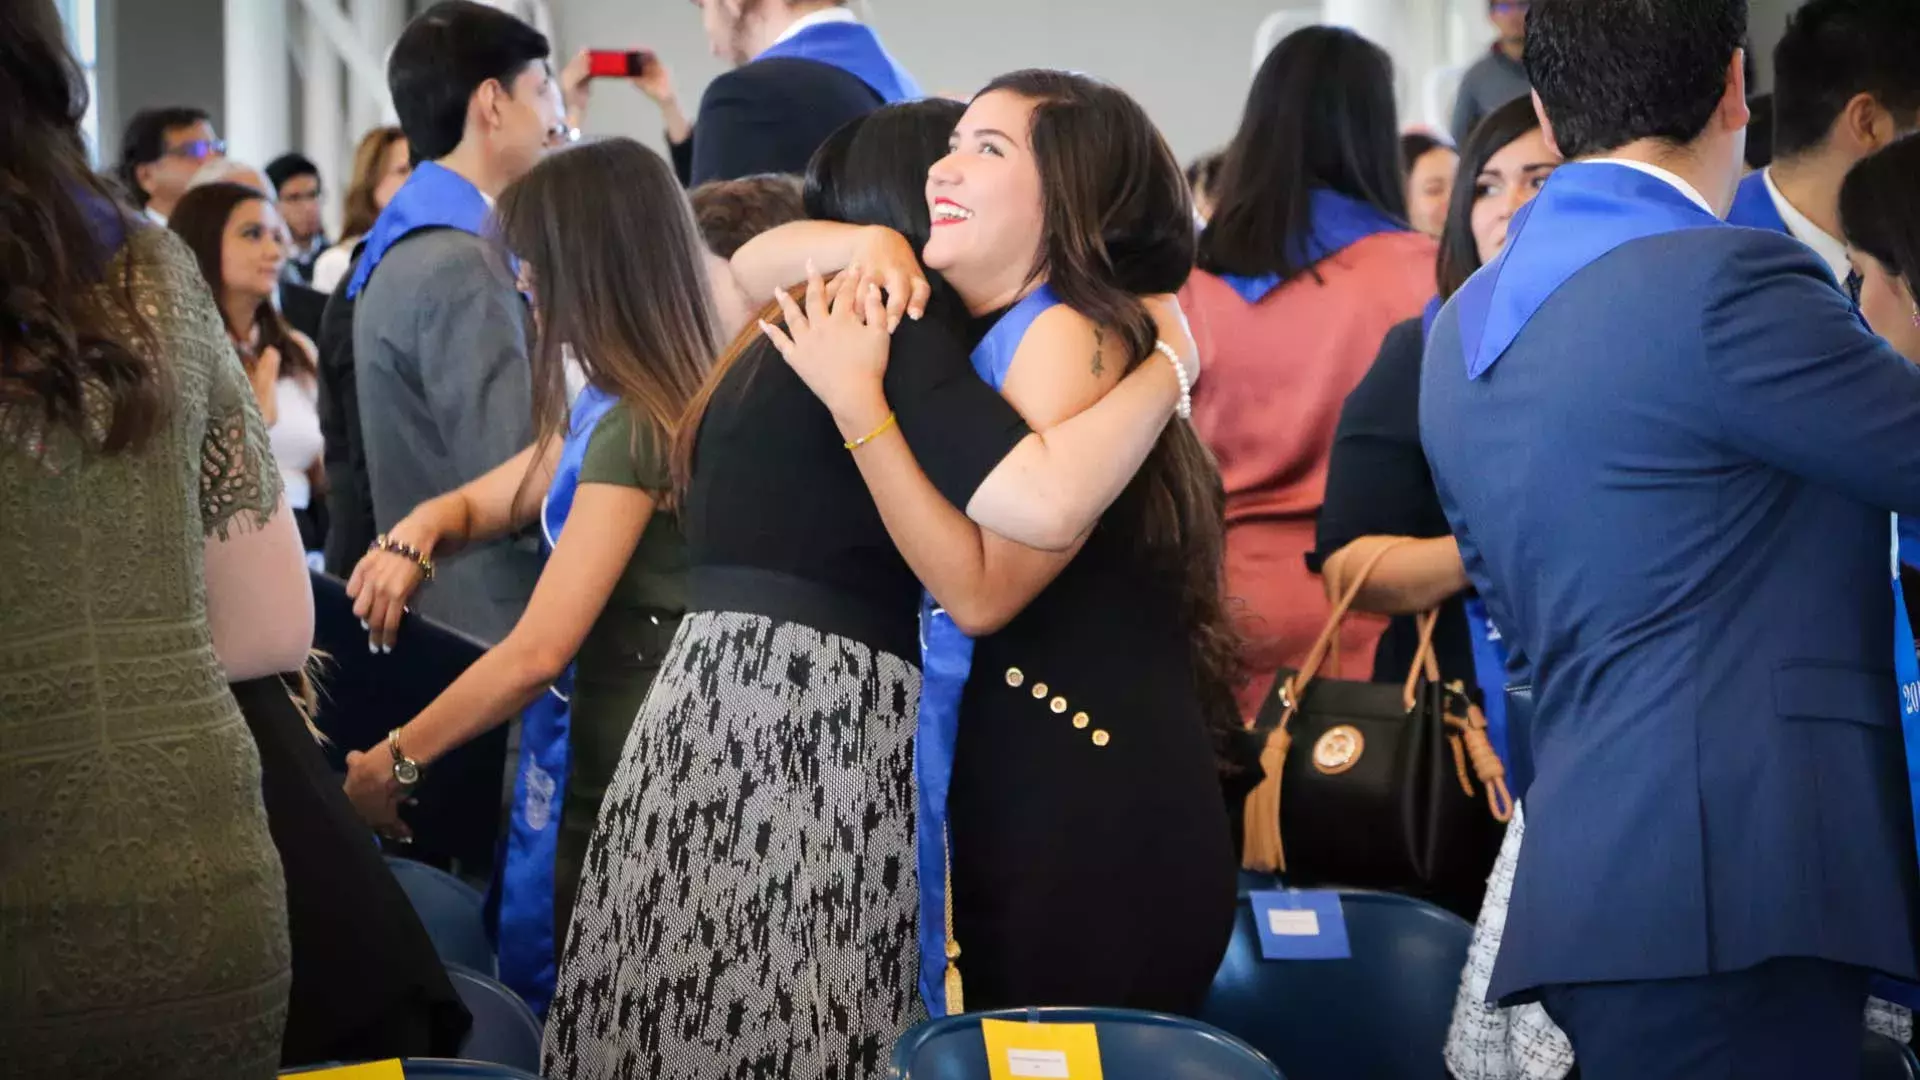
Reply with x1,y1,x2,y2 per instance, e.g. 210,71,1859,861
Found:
982,68,1246,751
672,99,969,492
496,138,718,493
341,126,408,240
1,0,166,454
167,182,314,381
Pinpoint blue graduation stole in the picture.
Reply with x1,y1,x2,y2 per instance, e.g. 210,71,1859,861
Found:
494,384,619,1015
1877,516,1920,1011
1217,188,1408,304
756,20,921,104
346,161,493,299
915,284,1061,1017
1457,162,1723,380
1726,169,1788,235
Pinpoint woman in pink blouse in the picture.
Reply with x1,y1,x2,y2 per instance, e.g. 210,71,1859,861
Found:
1183,25,1439,717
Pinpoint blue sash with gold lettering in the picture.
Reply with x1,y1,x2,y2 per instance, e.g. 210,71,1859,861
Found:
1879,518,1920,1010
916,285,1060,1016
494,385,617,1015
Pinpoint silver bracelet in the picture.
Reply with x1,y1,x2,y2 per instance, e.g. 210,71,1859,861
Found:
1154,339,1193,420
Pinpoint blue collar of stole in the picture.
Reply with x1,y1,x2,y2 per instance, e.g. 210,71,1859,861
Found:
1455,162,1723,380
755,20,922,104
915,283,1062,1016
346,161,493,299
1217,188,1409,304
1726,169,1789,235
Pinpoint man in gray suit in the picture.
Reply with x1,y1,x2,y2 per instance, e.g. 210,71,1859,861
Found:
349,1,562,643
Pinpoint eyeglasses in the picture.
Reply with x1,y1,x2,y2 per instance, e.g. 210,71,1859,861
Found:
547,123,581,148
1492,1,1530,12
161,138,226,162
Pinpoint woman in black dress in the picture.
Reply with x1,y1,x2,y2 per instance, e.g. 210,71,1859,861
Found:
765,71,1240,1016
542,100,1198,1080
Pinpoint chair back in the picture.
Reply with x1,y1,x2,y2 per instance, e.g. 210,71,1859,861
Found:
281,1061,543,1079
1199,889,1470,1080
446,966,544,1074
386,856,495,976
311,570,504,874
1865,1030,1920,1080
893,1006,1282,1079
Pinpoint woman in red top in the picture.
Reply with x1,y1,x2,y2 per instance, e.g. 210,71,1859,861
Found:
1183,26,1439,716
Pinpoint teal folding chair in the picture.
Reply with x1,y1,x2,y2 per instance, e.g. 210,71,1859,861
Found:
386,855,495,976
445,965,543,1074
893,1006,1282,1079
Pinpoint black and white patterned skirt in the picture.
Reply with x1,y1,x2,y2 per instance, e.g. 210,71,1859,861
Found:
543,610,925,1080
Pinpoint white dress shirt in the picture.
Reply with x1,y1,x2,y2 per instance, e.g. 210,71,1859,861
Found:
1586,157,1716,215
1761,167,1850,284
769,5,860,47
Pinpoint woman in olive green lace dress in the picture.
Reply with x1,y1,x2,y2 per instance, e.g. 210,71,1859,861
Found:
1,5,312,1075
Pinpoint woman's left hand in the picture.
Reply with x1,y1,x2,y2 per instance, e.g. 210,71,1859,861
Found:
343,745,413,841
761,261,895,439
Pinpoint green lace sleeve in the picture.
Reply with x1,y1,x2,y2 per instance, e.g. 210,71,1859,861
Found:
147,231,284,539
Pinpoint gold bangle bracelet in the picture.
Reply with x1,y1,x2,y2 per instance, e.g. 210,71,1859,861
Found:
843,412,899,451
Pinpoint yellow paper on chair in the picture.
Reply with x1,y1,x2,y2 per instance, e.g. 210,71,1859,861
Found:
981,1018,1104,1080
295,1062,406,1080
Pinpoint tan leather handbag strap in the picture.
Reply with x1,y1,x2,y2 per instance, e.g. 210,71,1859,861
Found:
1405,608,1517,824
1278,537,1417,730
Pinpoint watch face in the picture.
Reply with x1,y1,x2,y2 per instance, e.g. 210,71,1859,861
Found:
394,759,421,786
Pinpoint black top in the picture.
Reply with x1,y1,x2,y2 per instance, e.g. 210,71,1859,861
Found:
684,297,1030,659
315,247,374,578
675,58,886,187
1312,316,1477,686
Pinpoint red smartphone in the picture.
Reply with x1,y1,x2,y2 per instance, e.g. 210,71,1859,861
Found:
586,49,653,78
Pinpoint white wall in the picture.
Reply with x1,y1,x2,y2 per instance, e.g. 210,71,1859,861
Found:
550,0,1498,167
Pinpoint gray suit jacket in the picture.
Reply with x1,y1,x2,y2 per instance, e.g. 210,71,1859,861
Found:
353,228,538,644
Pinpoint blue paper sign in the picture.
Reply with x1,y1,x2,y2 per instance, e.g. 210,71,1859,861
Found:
1249,889,1351,960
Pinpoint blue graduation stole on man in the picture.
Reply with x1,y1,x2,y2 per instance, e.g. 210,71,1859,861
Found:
915,284,1061,1017
756,20,921,104
346,161,493,299
1456,162,1724,380
1726,168,1788,235
1217,188,1407,304
494,384,618,1015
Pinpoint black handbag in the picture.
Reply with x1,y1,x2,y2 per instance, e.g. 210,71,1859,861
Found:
1240,539,1513,904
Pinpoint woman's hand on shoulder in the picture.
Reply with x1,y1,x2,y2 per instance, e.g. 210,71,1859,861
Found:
761,261,894,440
850,226,929,332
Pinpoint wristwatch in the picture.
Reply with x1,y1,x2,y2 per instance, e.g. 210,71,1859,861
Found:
388,728,423,787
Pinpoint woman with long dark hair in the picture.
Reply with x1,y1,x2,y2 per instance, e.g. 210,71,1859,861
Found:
1841,134,1920,364
169,183,328,551
339,139,716,998
765,69,1240,1016
543,97,1201,1080
1185,26,1439,718
1,0,311,1072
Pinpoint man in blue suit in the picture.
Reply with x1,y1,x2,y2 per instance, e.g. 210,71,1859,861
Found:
1421,0,1920,1075
1728,0,1920,281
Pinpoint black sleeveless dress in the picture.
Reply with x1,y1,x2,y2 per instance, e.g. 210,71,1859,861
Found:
946,475,1238,1014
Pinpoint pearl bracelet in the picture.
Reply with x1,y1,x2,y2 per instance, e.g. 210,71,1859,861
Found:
1154,340,1193,420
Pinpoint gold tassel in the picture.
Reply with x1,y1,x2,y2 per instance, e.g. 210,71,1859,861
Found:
943,825,965,1014
1241,724,1293,873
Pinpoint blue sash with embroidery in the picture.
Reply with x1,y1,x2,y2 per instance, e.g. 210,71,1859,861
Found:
346,161,493,299
494,385,619,1015
1875,516,1920,1010
1726,169,1788,235
1457,162,1723,380
1218,188,1408,304
915,284,1061,1017
757,21,921,104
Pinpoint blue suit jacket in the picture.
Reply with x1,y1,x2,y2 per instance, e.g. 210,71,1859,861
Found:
1422,224,1920,1001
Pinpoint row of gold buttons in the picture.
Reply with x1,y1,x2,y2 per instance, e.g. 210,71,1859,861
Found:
1004,667,1110,748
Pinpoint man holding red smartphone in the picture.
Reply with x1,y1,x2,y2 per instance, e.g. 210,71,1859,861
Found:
573,0,921,187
